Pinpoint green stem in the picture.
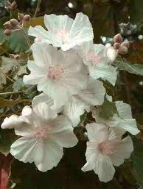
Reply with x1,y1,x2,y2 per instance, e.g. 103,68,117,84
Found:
34,0,42,17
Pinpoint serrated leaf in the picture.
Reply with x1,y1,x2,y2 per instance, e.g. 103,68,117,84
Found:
6,29,29,53
132,138,143,187
13,78,25,92
0,29,8,45
99,98,117,119
116,61,143,76
1,56,18,73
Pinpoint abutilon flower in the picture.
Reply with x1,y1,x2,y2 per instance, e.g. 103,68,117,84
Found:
28,12,93,51
1,103,78,172
82,123,133,182
32,79,106,127
23,42,88,109
93,101,140,135
78,41,118,85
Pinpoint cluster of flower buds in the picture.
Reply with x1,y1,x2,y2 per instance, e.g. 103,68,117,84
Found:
113,33,130,54
3,19,19,36
3,13,31,36
5,1,17,10
9,54,20,59
18,13,31,24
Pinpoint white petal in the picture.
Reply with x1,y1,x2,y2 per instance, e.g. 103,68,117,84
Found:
86,123,108,142
63,96,86,127
44,14,73,32
28,26,50,42
32,93,54,107
89,63,118,86
10,137,63,172
94,154,115,182
77,79,105,106
110,136,133,166
62,13,93,51
1,115,19,129
49,129,78,148
33,102,57,122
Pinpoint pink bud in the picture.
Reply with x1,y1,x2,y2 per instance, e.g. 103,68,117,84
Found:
118,46,128,55
23,15,31,22
113,43,120,50
121,42,130,48
18,13,25,21
3,21,12,29
10,19,19,27
4,29,12,36
11,1,17,9
113,34,123,44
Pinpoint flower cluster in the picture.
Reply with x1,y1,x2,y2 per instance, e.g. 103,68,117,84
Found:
1,13,140,182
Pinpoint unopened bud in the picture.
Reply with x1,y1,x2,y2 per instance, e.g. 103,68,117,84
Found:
11,1,17,9
10,19,19,27
106,47,118,62
113,43,120,50
23,15,31,22
113,33,123,44
4,29,12,36
18,13,25,21
118,45,128,55
121,42,130,48
5,1,12,10
3,21,12,29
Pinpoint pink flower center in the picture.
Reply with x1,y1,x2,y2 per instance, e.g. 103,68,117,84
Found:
98,140,118,155
85,51,101,64
55,29,69,43
34,126,51,140
47,66,64,80
35,37,42,43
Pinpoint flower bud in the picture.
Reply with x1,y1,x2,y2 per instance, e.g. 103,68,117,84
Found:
121,42,130,48
18,13,25,21
11,1,17,9
23,15,31,22
10,19,19,27
106,47,118,62
113,33,123,44
113,42,120,50
4,29,12,36
118,45,128,55
3,21,12,29
5,1,12,10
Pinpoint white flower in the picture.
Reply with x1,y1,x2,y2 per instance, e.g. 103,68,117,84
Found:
1,103,78,172
28,13,93,51
93,101,140,135
23,42,88,109
82,123,133,182
78,41,118,85
32,79,105,127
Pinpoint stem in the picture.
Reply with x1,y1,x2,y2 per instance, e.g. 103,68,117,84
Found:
34,0,42,17
0,91,25,96
0,69,15,83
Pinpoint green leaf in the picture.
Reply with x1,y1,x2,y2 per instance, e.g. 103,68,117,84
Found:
1,56,18,73
0,0,8,7
0,29,8,45
13,78,25,92
116,61,143,76
99,98,117,119
0,129,16,156
132,138,143,187
6,30,29,53
130,0,143,24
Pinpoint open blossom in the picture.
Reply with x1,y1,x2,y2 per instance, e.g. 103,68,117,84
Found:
93,101,140,135
23,42,88,109
32,79,106,127
78,41,118,85
1,103,78,172
82,123,133,182
28,13,93,51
